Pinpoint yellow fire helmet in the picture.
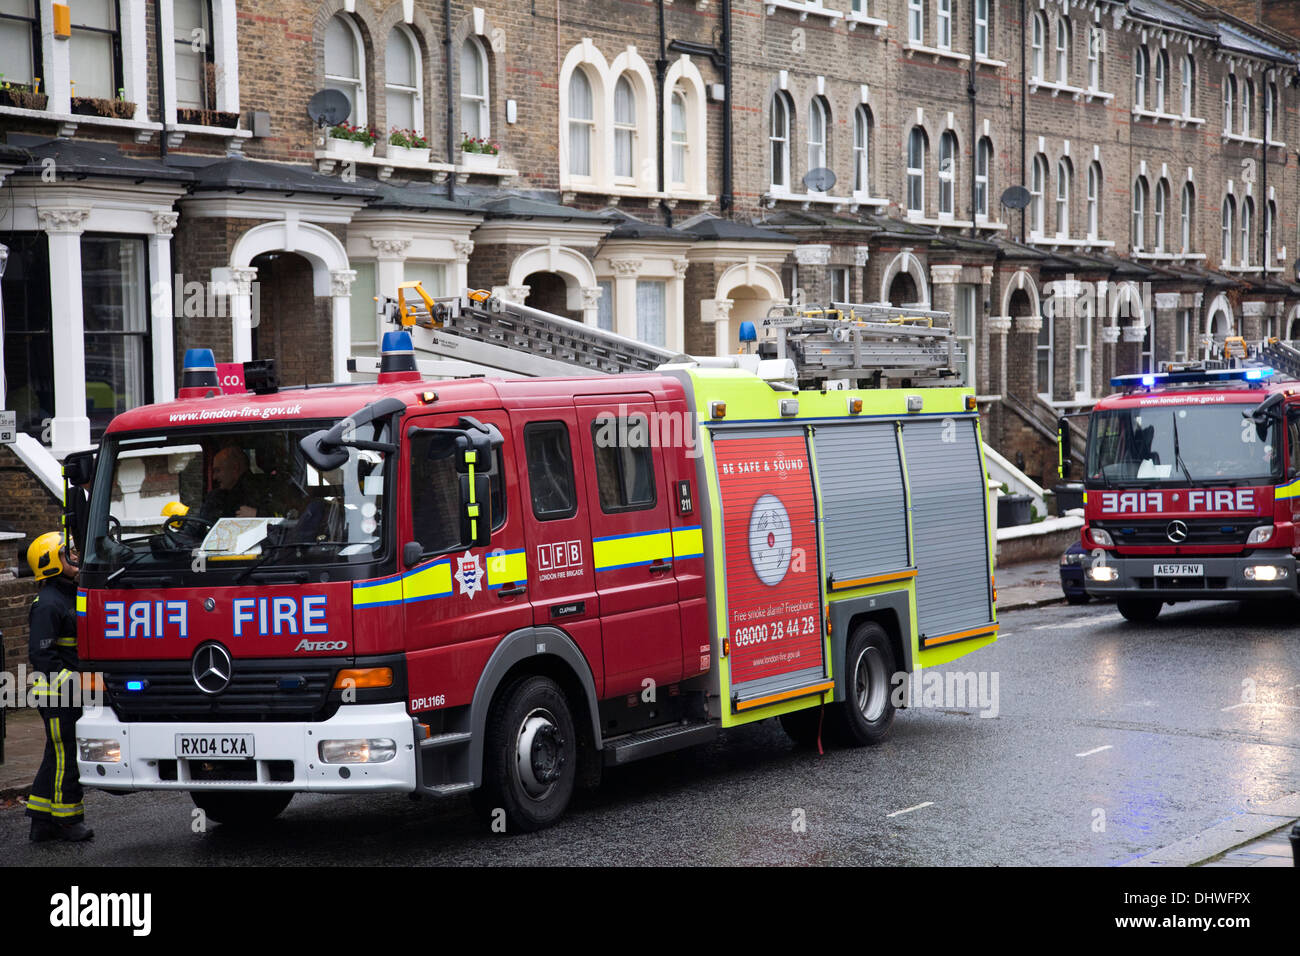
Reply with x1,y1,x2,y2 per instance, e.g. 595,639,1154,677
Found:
161,501,190,518
27,531,65,580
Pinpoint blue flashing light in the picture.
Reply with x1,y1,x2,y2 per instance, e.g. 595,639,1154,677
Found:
380,330,414,353
182,348,215,372
1246,368,1264,380
1141,374,1156,386
738,321,757,343
125,680,145,692
1111,366,1275,388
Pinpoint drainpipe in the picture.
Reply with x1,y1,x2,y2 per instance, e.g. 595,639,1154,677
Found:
969,0,977,238
1019,0,1026,244
154,0,168,159
444,0,456,202
656,0,671,227
1261,67,1271,280
722,0,733,214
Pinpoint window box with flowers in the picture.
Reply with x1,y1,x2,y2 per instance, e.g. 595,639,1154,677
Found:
71,89,136,119
388,128,431,164
326,124,377,159
460,135,500,172
0,78,47,111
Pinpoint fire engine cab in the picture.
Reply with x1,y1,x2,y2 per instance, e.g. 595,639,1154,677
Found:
71,294,998,832
1070,339,1300,622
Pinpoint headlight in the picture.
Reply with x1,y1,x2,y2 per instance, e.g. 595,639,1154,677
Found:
1088,566,1119,582
1246,526,1273,545
1090,528,1114,547
1244,565,1287,581
318,738,397,764
78,739,121,763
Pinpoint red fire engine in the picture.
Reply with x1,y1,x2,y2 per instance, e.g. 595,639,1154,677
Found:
1070,339,1300,621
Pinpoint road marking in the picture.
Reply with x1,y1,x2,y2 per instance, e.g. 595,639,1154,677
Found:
1032,613,1123,631
886,801,934,818
1075,745,1113,757
1222,701,1300,712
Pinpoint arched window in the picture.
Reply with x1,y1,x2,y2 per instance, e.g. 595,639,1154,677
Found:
1155,50,1167,112
1076,296,1093,398
1154,179,1168,252
1030,153,1048,235
1266,82,1278,142
1240,196,1253,266
1180,181,1194,252
1266,200,1277,265
613,75,637,180
325,13,366,124
975,0,990,58
1242,78,1253,137
1037,298,1054,397
1131,177,1147,251
1134,47,1148,109
669,90,688,188
975,137,993,218
459,36,489,141
1087,162,1101,237
568,68,595,177
1221,195,1235,266
907,127,926,214
1087,25,1101,90
853,106,872,196
387,25,422,134
1055,17,1069,85
937,0,952,50
1056,157,1071,236
770,91,792,191
938,130,957,216
1181,55,1195,117
174,0,214,111
808,96,829,183
1031,13,1045,81
1223,75,1236,134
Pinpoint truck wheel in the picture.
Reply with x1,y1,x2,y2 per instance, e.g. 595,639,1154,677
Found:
1117,598,1162,623
475,675,577,833
778,707,822,748
827,622,897,746
189,790,293,826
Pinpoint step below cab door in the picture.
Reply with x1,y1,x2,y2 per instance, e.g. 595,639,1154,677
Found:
574,395,684,697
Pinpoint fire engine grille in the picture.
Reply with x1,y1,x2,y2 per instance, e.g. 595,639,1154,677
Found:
1094,518,1264,548
102,660,341,723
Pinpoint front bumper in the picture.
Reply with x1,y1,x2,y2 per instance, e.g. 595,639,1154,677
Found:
1082,552,1298,601
75,701,418,794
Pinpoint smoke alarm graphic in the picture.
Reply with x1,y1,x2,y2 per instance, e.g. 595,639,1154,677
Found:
748,493,793,586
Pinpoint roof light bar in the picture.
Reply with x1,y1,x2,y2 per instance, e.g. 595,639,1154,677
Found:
1111,366,1275,388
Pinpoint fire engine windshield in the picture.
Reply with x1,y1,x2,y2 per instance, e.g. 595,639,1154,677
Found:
81,419,392,584
1086,403,1281,486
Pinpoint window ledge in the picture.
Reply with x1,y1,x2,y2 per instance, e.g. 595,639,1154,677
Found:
0,104,164,143
314,150,519,183
563,183,714,206
1131,251,1206,262
852,193,890,208
765,189,861,211
1083,88,1115,103
1267,139,1286,149
1131,106,1186,125
1028,78,1087,100
905,213,975,228
166,122,252,151
846,12,888,33
765,0,844,22
974,218,1009,231
1220,265,1263,274
904,42,970,64
1222,132,1264,145
976,55,1007,69
1029,236,1116,250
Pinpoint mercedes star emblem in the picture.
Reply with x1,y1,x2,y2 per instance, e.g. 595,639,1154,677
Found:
192,643,233,695
1166,519,1189,544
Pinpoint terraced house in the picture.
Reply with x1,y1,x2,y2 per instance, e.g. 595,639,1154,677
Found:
2,0,1300,604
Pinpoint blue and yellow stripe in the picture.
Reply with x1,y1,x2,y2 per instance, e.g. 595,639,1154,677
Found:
1275,480,1300,501
592,526,703,571
352,549,530,607
76,590,87,617
487,549,527,589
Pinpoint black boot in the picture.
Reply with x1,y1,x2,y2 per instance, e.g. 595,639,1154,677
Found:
56,821,94,842
30,818,60,842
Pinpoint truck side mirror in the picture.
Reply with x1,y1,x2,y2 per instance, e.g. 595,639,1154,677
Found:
460,473,492,548
63,450,96,486
1056,417,1072,480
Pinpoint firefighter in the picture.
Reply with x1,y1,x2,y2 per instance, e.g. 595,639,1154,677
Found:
25,532,93,843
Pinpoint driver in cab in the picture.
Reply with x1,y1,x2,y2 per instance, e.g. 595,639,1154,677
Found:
197,446,268,521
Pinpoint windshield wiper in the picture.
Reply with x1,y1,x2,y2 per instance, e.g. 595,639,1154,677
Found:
234,541,354,584
1171,411,1195,485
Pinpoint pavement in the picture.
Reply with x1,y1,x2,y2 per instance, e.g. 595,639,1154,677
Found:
1,555,1295,866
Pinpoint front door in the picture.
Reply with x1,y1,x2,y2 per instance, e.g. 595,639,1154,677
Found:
574,396,683,697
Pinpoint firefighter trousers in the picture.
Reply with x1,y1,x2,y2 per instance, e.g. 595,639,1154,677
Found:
27,705,85,824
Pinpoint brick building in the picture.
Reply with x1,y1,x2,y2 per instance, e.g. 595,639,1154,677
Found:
3,0,1300,557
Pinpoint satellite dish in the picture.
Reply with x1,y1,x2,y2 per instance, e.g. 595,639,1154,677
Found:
307,89,352,127
803,167,837,193
1000,185,1032,210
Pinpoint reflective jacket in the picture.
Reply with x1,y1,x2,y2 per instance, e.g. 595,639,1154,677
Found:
29,576,80,700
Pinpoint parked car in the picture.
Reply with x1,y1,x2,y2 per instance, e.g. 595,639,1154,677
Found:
1059,540,1089,604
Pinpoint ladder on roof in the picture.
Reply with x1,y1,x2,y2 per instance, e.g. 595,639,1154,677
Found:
362,287,962,389
1258,339,1300,380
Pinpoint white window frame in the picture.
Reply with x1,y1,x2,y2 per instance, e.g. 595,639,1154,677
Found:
1087,25,1100,91
1037,301,1054,399
956,284,978,387
907,126,926,214
567,67,596,180
1153,179,1167,253
1175,308,1191,362
975,137,991,218
1266,82,1278,143
1131,177,1147,251
1030,153,1047,237
1240,196,1253,267
1242,79,1253,138
909,0,924,44
808,96,828,184
1055,158,1070,237
771,91,792,192
938,130,956,217
1076,297,1093,399
613,74,638,183
1221,195,1235,266
936,0,952,50
1223,75,1235,135
1180,182,1193,252
1154,50,1166,113
1086,162,1100,238
669,89,689,189
387,24,424,136
1134,47,1147,110
458,34,489,142
1055,17,1069,85
1181,55,1194,117
324,12,367,126
1031,13,1045,81
830,267,849,304
975,0,989,59
853,105,871,197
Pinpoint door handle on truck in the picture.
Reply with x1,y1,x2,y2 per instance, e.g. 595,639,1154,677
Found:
649,562,673,575
497,584,527,597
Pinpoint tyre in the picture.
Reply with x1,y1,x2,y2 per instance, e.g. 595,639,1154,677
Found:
474,675,578,833
1117,598,1162,623
826,622,897,746
1066,592,1090,605
778,707,823,748
190,790,293,825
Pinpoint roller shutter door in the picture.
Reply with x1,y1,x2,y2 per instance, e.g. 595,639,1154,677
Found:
814,422,909,585
901,418,992,640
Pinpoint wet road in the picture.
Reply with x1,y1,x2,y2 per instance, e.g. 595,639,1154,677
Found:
4,597,1299,865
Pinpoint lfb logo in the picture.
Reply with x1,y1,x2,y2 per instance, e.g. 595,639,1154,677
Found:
537,540,583,571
